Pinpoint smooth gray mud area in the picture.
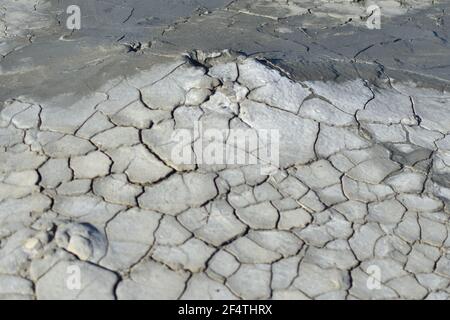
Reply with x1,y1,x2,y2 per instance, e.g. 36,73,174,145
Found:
1,0,449,102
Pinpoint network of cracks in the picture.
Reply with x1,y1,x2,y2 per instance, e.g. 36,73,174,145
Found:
0,51,450,300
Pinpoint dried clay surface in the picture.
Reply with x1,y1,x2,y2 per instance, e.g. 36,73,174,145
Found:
0,0,450,300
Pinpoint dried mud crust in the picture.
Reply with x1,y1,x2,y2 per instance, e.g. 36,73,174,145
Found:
0,51,449,300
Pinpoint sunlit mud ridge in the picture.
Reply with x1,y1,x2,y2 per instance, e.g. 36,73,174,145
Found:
227,0,437,25
1,50,449,299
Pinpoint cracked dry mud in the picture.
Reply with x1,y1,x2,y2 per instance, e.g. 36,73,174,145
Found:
1,0,450,300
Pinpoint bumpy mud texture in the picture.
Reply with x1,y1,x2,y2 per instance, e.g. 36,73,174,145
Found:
1,0,450,300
